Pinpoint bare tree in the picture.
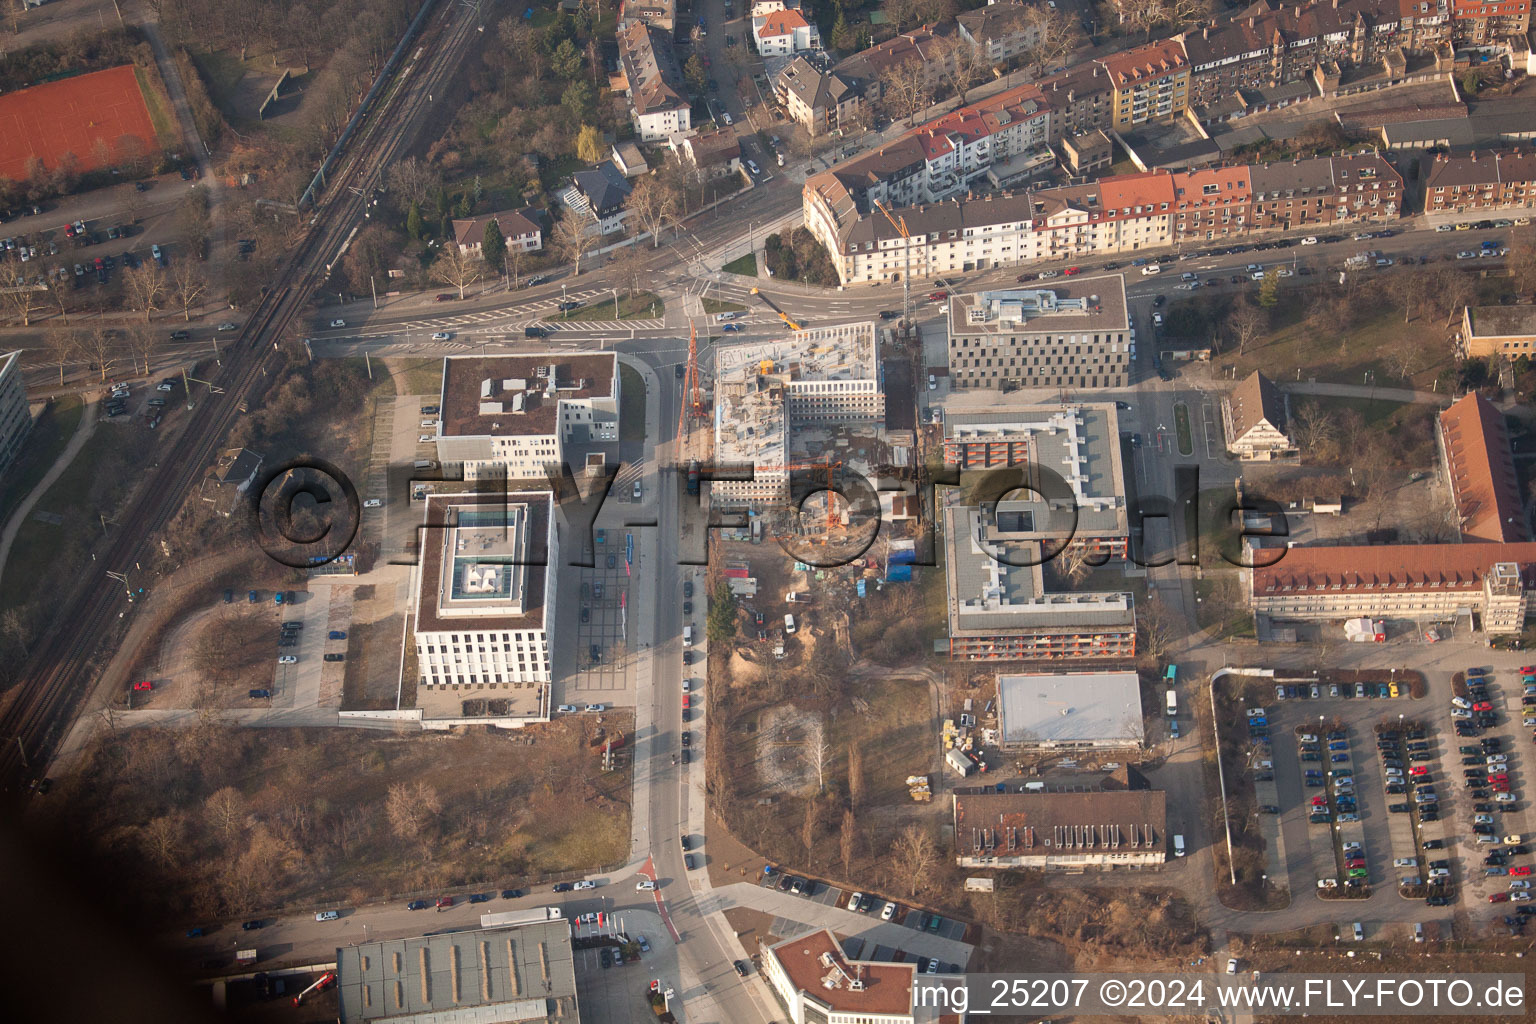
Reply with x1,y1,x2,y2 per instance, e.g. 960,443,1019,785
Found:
42,326,78,386
801,796,821,857
1386,270,1422,324
170,261,207,321
387,155,438,209
1225,299,1266,356
126,326,160,376
847,743,865,809
142,813,186,869
609,242,647,299
0,262,40,326
1057,542,1093,584
1137,595,1177,660
840,808,859,878
385,780,442,843
938,36,993,106
1023,5,1085,75
1384,344,1416,383
430,244,485,300
1289,400,1338,460
553,214,599,275
877,58,932,126
890,823,939,898
122,262,167,322
1427,266,1476,325
203,787,248,845
78,329,117,383
807,723,832,792
625,175,681,248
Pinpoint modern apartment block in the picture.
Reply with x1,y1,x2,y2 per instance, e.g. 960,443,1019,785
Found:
412,490,557,693
1422,149,1536,214
946,277,1131,390
956,0,1042,65
434,354,621,481
0,350,31,480
943,503,1138,662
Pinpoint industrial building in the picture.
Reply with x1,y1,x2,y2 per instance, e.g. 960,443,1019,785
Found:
943,505,1137,662
943,403,1129,559
946,277,1131,391
335,917,579,1023
952,789,1167,870
762,927,920,1024
711,323,884,508
995,670,1146,749
411,490,557,704
434,354,620,481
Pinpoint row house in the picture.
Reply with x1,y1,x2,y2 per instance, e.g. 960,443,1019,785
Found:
956,0,1043,65
1450,0,1531,45
1179,0,1452,109
618,20,691,142
803,151,1403,286
1037,62,1118,141
1422,149,1536,213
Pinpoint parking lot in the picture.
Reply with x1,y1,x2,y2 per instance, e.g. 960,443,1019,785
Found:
1236,664,1535,929
752,871,967,969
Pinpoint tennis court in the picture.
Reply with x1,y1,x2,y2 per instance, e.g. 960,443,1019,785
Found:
0,65,157,182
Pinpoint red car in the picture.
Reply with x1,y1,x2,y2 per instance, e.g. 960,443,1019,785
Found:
1474,701,1494,712
1494,782,1512,793
1346,858,1366,868
132,680,153,692
435,293,455,302
682,694,691,710
436,896,454,909
1491,774,1510,783
927,291,947,301
1513,866,1532,877
1490,892,1511,903
1409,765,1429,776
1064,266,1081,275
1520,666,1535,675
1311,796,1327,806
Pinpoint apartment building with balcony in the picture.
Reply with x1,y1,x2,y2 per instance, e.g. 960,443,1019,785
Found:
957,0,1043,65
1451,0,1531,45
618,19,691,142
1101,39,1191,129
775,58,863,137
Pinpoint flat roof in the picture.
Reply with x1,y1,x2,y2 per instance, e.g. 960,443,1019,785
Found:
953,789,1166,858
948,275,1129,336
439,354,617,439
416,491,551,634
336,918,577,1023
767,927,915,1017
714,374,787,474
1467,304,1536,339
996,670,1145,745
714,322,881,387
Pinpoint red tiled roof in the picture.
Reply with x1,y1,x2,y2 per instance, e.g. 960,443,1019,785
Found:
1099,38,1189,87
1253,542,1536,595
1171,165,1252,210
1441,392,1529,544
759,9,809,35
767,929,914,1015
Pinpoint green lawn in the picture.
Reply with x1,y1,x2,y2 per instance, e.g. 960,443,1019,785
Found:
133,65,179,151
563,292,664,321
1174,403,1193,456
386,357,444,397
1222,301,1454,389
620,364,646,441
722,252,758,277
0,395,83,531
702,296,748,315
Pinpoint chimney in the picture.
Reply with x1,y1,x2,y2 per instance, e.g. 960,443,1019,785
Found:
1249,15,1255,26
1203,26,1210,38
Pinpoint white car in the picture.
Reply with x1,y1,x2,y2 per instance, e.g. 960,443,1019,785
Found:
1393,857,1417,868
682,679,691,693
330,319,346,328
573,880,597,890
419,435,435,443
1505,834,1526,845
1452,696,1471,709
1226,958,1239,974
1152,312,1164,327
1496,792,1518,802
1140,264,1161,276
217,322,238,331
556,704,579,713
278,655,297,664
363,498,382,508
1451,708,1473,719
1511,880,1532,890
746,159,760,176
585,703,607,713
1514,892,1533,903
431,331,452,340
635,879,656,891
1436,223,1454,232
881,902,897,921
1300,236,1318,245
157,383,173,391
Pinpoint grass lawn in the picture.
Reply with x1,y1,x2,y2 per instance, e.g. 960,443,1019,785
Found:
563,292,664,321
620,364,646,441
133,65,180,151
702,296,748,315
0,395,83,531
385,357,444,397
1194,575,1256,639
1174,403,1193,456
723,252,758,276
1223,302,1454,389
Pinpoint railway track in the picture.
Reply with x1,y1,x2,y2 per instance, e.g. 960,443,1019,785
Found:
0,3,484,801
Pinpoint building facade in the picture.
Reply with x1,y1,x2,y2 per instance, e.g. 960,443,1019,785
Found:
953,790,1168,870
1439,391,1529,543
619,19,691,141
947,277,1132,390
1422,149,1536,214
957,0,1042,65
1461,303,1536,358
753,8,820,55
775,58,864,137
1451,0,1531,45
412,491,558,693
762,929,918,1024
1222,370,1296,460
433,354,621,480
451,208,544,256
1101,39,1191,129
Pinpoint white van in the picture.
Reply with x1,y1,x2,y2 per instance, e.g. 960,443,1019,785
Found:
1023,781,1046,792
784,613,796,635
715,311,740,323
683,625,694,647
1173,835,1186,857
413,459,437,470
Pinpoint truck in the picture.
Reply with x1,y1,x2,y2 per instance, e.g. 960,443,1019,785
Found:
479,907,564,929
1166,690,1178,716
686,460,701,495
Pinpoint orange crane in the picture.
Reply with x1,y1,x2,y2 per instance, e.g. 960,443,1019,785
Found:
872,199,912,322
752,457,844,532
748,287,802,331
676,319,705,444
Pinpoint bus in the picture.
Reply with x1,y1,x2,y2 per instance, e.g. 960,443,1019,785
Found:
1164,665,1177,686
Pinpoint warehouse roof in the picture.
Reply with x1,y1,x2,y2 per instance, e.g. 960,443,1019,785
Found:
996,671,1146,746
953,789,1166,858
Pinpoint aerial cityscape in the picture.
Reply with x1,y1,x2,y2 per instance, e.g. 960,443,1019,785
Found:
1,0,1536,1020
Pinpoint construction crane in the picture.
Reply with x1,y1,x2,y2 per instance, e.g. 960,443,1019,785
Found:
873,198,912,324
753,457,843,532
748,287,802,331
676,319,705,443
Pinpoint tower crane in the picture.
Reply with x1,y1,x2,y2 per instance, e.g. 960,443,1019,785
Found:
677,319,705,443
748,287,802,331
751,457,844,532
872,198,913,324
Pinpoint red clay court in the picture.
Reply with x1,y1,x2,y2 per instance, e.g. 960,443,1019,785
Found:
0,65,157,183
